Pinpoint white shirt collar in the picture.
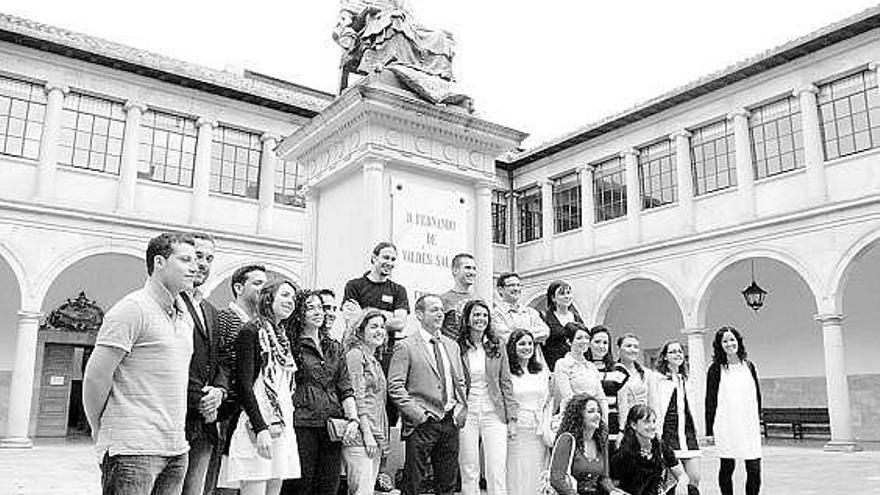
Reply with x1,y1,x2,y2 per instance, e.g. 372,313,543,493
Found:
228,301,252,323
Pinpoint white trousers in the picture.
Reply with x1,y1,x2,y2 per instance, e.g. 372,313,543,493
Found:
459,407,508,495
342,446,380,495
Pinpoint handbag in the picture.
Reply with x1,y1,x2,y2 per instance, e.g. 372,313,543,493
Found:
540,383,561,448
326,418,350,442
538,433,576,495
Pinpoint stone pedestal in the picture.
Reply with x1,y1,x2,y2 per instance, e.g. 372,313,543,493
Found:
277,82,526,306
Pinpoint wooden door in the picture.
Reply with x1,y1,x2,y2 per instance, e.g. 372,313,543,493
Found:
36,344,75,437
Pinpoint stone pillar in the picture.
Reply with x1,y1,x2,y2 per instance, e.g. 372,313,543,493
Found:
1,311,42,448
540,178,554,260
190,118,215,225
34,82,68,201
116,100,147,214
814,313,861,451
672,130,694,233
303,187,319,288
797,85,828,204
622,149,641,244
257,133,279,236
363,160,386,248
682,327,708,436
729,109,756,220
579,165,595,253
474,181,494,302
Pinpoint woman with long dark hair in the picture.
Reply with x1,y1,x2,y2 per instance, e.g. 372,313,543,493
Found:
585,326,628,435
457,299,517,495
541,281,583,371
705,326,762,495
652,340,700,487
224,280,301,495
506,329,550,495
547,394,623,495
611,404,697,495
616,333,650,434
342,310,388,495
553,322,607,414
282,290,358,495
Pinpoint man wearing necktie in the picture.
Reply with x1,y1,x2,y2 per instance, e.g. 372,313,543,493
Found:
388,294,467,495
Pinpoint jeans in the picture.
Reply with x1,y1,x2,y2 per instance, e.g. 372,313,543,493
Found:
459,407,507,495
342,446,381,495
281,426,342,495
101,453,188,495
401,412,459,495
181,435,214,495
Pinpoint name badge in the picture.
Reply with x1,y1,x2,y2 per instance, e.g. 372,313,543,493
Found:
381,294,394,304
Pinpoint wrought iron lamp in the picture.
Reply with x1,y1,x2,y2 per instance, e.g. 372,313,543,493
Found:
741,260,767,311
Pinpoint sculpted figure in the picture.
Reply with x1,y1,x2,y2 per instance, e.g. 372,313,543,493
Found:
334,0,473,111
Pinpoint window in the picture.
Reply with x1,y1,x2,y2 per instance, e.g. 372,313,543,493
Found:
210,126,262,199
638,139,677,209
58,92,125,174
517,185,542,243
750,96,803,179
818,70,880,160
593,156,626,222
491,190,508,244
553,171,581,233
275,160,306,207
690,120,736,195
0,76,45,160
138,110,197,187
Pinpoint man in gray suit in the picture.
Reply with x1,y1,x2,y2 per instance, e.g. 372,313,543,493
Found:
388,293,467,495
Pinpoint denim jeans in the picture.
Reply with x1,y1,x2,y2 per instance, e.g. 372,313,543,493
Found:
101,453,188,495
181,435,214,495
281,426,342,495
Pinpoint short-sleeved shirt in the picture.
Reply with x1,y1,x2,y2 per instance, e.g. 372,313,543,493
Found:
343,272,409,314
94,279,193,457
439,289,472,339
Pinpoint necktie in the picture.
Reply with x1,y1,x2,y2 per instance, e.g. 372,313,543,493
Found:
431,337,448,404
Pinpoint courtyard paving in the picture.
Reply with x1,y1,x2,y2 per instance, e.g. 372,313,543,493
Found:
0,438,876,494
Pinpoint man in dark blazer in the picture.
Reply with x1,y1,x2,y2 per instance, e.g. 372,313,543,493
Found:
388,293,467,495
181,233,228,495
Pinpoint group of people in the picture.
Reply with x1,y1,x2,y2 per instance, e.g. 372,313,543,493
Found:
82,232,763,495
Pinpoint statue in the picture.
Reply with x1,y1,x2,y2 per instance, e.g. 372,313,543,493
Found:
334,0,473,112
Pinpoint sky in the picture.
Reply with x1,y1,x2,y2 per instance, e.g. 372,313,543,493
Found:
3,0,879,148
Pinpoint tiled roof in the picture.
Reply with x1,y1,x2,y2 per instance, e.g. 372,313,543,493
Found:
0,12,334,118
504,5,880,169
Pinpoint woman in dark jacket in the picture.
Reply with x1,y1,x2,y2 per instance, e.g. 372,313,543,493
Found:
281,290,358,495
541,281,583,371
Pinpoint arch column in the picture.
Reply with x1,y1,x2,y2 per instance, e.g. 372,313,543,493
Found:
190,118,215,225
34,82,68,201
729,109,756,220
814,313,861,451
1,310,43,449
797,85,828,204
474,180,493,302
682,326,708,436
116,100,147,214
257,133,279,235
622,149,641,244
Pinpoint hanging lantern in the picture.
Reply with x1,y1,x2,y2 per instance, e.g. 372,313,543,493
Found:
742,260,768,311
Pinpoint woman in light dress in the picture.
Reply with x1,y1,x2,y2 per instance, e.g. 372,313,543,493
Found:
225,280,301,495
553,322,607,416
505,328,551,495
705,326,762,495
616,333,651,434
652,340,701,488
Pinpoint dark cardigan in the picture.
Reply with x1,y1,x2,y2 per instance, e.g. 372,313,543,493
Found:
704,360,762,436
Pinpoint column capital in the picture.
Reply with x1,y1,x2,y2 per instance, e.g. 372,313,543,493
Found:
474,179,494,192
196,117,215,129
727,108,750,121
124,100,148,114
363,160,384,173
539,177,553,188
578,164,594,175
17,310,42,322
796,84,819,96
681,327,708,336
44,81,69,95
815,313,845,324
620,148,639,159
670,129,692,140
868,61,879,72
260,133,280,144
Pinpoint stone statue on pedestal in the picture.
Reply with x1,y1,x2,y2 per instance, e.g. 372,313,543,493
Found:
334,0,473,112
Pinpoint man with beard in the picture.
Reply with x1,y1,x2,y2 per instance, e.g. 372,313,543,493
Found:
438,253,477,340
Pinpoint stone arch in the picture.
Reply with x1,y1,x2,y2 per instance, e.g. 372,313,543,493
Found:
693,247,824,326
590,269,687,327
0,241,29,308
828,227,880,312
202,260,301,299
34,242,144,310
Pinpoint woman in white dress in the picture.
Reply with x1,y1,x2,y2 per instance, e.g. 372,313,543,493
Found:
553,322,607,416
652,340,701,488
226,280,301,495
505,328,550,495
705,326,762,495
616,333,651,434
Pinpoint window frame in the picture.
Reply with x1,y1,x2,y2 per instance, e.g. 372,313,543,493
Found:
689,119,737,195
0,75,46,161
516,185,543,244
817,69,880,161
137,109,198,188
749,95,804,180
552,171,582,233
592,156,627,223
210,124,263,199
637,139,678,210
58,91,126,175
491,189,509,244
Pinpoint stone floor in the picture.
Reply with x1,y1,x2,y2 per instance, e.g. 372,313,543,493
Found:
0,438,877,494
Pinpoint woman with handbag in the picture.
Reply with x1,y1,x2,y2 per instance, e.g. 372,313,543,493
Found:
611,404,698,495
545,394,624,495
342,310,389,495
505,328,550,495
224,280,301,495
282,290,359,495
458,300,518,495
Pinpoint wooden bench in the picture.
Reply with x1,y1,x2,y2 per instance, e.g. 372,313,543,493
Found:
761,407,830,439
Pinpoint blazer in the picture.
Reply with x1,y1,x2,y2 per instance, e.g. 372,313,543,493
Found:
181,293,228,443
704,360,762,436
460,342,519,423
387,331,467,437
